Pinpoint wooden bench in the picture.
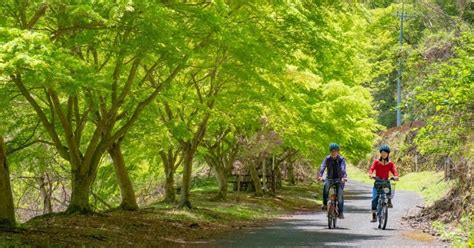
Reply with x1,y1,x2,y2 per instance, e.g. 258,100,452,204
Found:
228,174,274,192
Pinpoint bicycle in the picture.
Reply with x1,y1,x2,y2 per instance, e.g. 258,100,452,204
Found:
371,176,396,230
324,178,342,229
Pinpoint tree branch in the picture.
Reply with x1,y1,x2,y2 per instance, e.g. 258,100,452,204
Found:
191,74,204,104
11,74,70,161
48,89,82,167
108,64,184,145
111,56,124,105
51,23,106,41
7,140,55,155
26,2,48,29
116,58,141,106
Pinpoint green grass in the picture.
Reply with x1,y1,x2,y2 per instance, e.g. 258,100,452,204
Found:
0,237,26,247
432,213,474,248
151,197,279,222
395,171,451,205
346,164,372,185
347,164,451,205
190,177,221,193
150,178,322,224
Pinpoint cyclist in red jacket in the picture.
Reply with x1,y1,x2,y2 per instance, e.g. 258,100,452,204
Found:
368,144,399,222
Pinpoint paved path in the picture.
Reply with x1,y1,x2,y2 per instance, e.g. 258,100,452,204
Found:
200,181,448,247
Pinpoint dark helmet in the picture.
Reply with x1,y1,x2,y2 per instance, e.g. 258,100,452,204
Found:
329,143,340,151
379,144,391,153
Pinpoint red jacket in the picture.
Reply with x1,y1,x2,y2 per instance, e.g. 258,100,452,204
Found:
369,160,399,179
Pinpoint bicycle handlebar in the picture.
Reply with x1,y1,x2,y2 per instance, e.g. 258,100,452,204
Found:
321,178,347,183
370,176,396,181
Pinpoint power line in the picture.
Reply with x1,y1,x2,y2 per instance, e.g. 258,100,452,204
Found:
396,1,411,127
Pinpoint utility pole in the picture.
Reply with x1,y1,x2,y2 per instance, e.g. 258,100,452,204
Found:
396,1,405,127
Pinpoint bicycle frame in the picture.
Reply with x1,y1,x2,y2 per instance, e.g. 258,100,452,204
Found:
329,183,339,216
373,177,395,230
325,179,341,229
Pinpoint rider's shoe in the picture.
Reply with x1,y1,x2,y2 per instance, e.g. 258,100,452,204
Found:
321,205,328,210
370,211,377,222
387,199,393,208
338,212,344,219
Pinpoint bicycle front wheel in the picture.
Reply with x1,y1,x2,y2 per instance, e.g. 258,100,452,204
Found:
328,205,334,229
382,206,388,230
377,203,383,229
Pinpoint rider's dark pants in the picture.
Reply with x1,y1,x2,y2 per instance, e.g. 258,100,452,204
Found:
323,181,344,213
371,183,392,210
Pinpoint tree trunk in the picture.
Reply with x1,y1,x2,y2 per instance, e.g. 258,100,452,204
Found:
276,165,283,189
179,145,194,208
415,155,418,172
271,154,276,193
205,154,228,201
262,157,267,191
67,171,94,214
108,141,138,211
38,174,53,214
178,114,210,208
164,166,176,203
160,149,179,203
460,132,472,214
0,136,15,228
213,164,227,201
248,161,263,196
288,162,296,185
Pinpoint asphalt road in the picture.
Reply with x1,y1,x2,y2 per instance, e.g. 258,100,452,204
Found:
199,180,449,247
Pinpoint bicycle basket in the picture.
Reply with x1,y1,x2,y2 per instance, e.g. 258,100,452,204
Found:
374,181,388,189
375,181,391,195
388,182,396,199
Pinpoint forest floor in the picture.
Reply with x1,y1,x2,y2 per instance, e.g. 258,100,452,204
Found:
0,182,321,247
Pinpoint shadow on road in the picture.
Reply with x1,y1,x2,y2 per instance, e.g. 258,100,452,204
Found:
371,227,399,231
204,230,385,247
343,204,371,214
195,181,445,247
345,195,372,200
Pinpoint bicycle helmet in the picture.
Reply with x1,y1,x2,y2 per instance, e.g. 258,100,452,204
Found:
329,143,340,151
379,144,391,153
